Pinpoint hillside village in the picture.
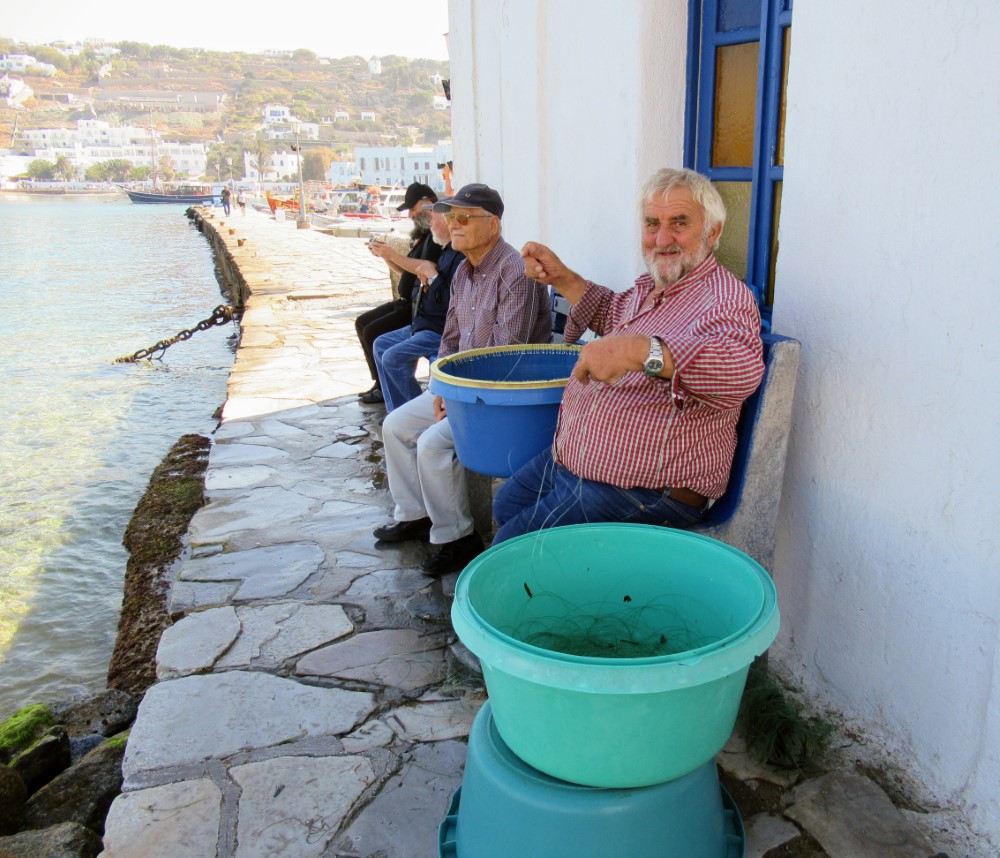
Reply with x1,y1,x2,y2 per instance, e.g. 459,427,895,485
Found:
0,37,451,188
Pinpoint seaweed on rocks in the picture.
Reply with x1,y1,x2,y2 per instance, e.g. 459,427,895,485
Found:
105,433,211,699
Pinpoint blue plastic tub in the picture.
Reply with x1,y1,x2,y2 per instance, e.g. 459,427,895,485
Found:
451,524,779,787
429,344,582,477
438,701,745,858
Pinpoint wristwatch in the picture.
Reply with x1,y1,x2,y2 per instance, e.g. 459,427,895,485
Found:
642,336,665,378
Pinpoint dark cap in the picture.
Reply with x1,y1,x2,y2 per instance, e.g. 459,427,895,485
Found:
432,183,504,219
397,182,438,211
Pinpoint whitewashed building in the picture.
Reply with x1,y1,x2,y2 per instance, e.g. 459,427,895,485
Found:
0,54,56,76
13,119,205,177
353,143,453,190
0,75,31,106
262,104,293,125
447,0,1000,852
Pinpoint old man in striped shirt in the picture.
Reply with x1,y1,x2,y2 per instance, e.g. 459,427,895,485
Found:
493,168,765,543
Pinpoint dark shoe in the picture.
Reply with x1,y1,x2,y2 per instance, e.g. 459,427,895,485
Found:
360,385,384,404
422,532,484,577
373,517,431,543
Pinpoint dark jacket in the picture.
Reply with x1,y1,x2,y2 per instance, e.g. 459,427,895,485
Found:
397,231,442,303
412,245,464,335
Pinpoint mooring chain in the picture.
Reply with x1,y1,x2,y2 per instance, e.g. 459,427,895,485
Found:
114,304,237,363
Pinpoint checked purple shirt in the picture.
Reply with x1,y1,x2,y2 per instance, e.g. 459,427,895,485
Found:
439,237,552,357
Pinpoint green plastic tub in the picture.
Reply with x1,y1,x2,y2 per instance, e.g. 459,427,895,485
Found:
451,524,779,788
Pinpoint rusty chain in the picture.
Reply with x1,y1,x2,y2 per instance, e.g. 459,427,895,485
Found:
114,305,237,363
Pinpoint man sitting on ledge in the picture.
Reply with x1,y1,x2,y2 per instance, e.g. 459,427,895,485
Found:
492,167,764,543
374,183,552,575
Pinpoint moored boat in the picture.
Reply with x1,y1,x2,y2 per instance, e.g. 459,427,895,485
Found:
123,184,220,205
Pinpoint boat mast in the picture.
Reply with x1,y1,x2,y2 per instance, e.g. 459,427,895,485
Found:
149,111,159,190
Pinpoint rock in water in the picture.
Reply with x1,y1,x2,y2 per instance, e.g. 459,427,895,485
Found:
0,821,102,858
0,765,26,835
10,727,71,795
22,736,126,835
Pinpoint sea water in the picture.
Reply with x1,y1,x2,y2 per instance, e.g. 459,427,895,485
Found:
0,194,233,717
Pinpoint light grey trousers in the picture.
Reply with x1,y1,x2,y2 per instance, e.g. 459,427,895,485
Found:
381,391,473,545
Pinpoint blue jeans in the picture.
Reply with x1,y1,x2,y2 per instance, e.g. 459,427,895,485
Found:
492,447,705,544
373,326,442,412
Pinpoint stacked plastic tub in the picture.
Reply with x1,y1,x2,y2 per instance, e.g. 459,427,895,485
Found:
428,344,582,477
440,524,780,858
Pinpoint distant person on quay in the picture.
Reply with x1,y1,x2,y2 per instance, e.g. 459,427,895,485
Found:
373,183,552,576
236,188,247,215
491,167,765,543
220,185,232,216
356,183,442,405
371,207,465,412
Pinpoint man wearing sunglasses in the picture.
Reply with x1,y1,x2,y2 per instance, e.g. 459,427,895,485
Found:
374,183,552,576
492,168,765,543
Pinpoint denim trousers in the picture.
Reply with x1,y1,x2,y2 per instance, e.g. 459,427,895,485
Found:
492,447,705,544
373,326,442,412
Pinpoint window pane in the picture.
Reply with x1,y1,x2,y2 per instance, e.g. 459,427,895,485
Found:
776,26,791,166
718,0,761,32
713,181,751,281
766,180,782,306
712,42,759,168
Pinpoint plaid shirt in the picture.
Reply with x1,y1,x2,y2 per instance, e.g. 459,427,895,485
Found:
439,237,552,357
554,256,764,497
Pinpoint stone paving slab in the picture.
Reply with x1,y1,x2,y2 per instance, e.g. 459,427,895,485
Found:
230,755,377,857
784,770,936,858
122,672,376,782
102,778,222,858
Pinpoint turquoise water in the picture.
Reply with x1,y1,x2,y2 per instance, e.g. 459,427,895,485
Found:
0,194,233,717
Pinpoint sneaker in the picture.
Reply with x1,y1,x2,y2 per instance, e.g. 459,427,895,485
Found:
422,532,484,577
359,385,384,404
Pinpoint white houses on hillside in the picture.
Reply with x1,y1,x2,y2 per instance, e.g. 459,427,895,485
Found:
11,119,206,178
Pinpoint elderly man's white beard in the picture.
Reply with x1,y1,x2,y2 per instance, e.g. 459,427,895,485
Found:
644,235,712,288
430,224,450,247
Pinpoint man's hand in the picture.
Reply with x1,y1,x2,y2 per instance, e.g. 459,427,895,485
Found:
413,260,439,285
432,394,447,421
521,242,588,304
571,334,673,385
367,240,391,260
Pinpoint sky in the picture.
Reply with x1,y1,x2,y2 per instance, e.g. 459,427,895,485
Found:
4,0,451,61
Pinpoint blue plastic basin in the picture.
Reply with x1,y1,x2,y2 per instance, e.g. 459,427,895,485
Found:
438,701,745,858
429,344,582,477
451,524,779,787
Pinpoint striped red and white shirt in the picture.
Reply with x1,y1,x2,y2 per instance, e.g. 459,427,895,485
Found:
554,256,764,498
439,237,552,357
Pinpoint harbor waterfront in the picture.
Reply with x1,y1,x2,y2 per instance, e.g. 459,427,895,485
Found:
0,195,233,718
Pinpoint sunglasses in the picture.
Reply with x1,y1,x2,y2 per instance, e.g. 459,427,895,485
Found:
443,212,493,226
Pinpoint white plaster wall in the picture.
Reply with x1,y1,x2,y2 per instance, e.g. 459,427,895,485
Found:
447,0,689,287
448,0,1000,847
771,2,1000,845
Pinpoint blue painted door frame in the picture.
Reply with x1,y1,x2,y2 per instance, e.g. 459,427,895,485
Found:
685,0,792,323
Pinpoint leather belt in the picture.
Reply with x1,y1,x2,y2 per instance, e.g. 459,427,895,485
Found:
666,486,710,510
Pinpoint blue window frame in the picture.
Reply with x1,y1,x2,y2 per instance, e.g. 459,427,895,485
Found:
685,0,792,325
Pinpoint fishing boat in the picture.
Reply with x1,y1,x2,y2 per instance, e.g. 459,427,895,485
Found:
123,184,220,205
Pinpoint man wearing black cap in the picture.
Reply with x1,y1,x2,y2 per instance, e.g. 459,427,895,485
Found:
374,183,552,576
355,182,441,404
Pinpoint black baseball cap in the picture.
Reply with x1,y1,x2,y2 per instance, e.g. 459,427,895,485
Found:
432,183,504,219
397,182,438,212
